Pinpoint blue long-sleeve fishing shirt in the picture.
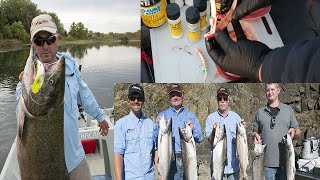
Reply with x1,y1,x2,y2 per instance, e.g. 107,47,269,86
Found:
154,106,203,154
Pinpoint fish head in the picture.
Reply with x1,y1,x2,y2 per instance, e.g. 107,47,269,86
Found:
179,123,193,142
215,124,225,141
22,53,65,116
254,143,266,156
159,115,172,134
236,123,245,135
282,134,293,149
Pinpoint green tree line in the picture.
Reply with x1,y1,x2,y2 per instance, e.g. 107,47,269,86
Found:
0,0,140,44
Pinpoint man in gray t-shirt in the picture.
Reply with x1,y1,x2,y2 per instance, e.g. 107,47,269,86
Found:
252,83,300,180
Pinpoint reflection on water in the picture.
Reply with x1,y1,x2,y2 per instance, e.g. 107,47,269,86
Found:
0,42,140,171
0,49,28,90
60,41,140,60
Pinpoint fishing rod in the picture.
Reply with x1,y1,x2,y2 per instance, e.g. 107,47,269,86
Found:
77,59,86,122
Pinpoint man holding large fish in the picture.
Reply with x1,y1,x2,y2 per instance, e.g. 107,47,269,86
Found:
16,14,109,180
205,87,247,180
252,83,300,180
155,84,203,180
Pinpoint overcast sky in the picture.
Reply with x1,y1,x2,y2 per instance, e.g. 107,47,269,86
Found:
31,0,140,33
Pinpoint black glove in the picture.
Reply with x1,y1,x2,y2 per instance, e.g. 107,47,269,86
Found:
205,20,271,81
232,0,272,20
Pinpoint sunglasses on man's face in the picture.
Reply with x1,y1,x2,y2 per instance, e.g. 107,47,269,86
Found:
270,116,276,129
217,97,228,102
129,95,143,102
33,35,57,46
170,92,182,98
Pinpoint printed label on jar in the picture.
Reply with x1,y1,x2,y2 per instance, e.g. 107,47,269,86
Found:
168,20,183,37
187,22,200,42
200,10,207,30
141,0,167,28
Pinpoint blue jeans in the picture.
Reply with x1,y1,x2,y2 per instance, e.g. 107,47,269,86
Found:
224,171,239,180
169,157,184,180
265,166,286,180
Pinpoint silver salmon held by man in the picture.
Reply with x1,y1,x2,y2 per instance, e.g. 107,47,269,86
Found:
252,142,266,180
158,115,174,180
179,123,197,180
212,124,226,180
236,123,249,179
17,47,68,179
283,134,295,180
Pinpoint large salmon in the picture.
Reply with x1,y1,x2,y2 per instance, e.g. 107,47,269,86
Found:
17,47,68,179
283,134,295,180
236,123,249,179
158,115,174,180
212,124,226,180
252,143,266,180
179,123,197,180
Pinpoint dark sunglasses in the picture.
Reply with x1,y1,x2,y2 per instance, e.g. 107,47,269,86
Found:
270,116,276,129
33,35,57,46
129,95,143,101
218,97,228,101
170,92,182,98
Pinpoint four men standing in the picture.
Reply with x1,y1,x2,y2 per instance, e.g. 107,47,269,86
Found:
114,83,301,180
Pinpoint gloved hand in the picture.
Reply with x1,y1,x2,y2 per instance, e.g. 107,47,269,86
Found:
205,20,271,81
232,0,272,20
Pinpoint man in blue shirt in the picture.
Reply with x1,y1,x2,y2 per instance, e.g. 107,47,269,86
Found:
114,84,157,180
155,84,203,180
17,14,109,180
205,87,246,180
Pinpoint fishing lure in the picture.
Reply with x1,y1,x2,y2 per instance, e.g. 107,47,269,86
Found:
204,0,217,39
204,0,238,39
31,55,45,93
195,48,208,82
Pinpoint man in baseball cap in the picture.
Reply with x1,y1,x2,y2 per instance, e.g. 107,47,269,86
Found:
114,84,157,179
29,14,59,64
205,87,246,180
168,83,182,94
128,83,145,101
30,14,58,40
154,84,203,179
216,87,229,97
16,14,110,180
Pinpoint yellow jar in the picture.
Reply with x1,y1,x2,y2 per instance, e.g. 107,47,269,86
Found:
186,7,200,43
166,3,183,39
141,0,167,28
194,0,207,31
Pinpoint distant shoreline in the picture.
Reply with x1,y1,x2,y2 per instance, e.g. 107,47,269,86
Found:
0,39,140,53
